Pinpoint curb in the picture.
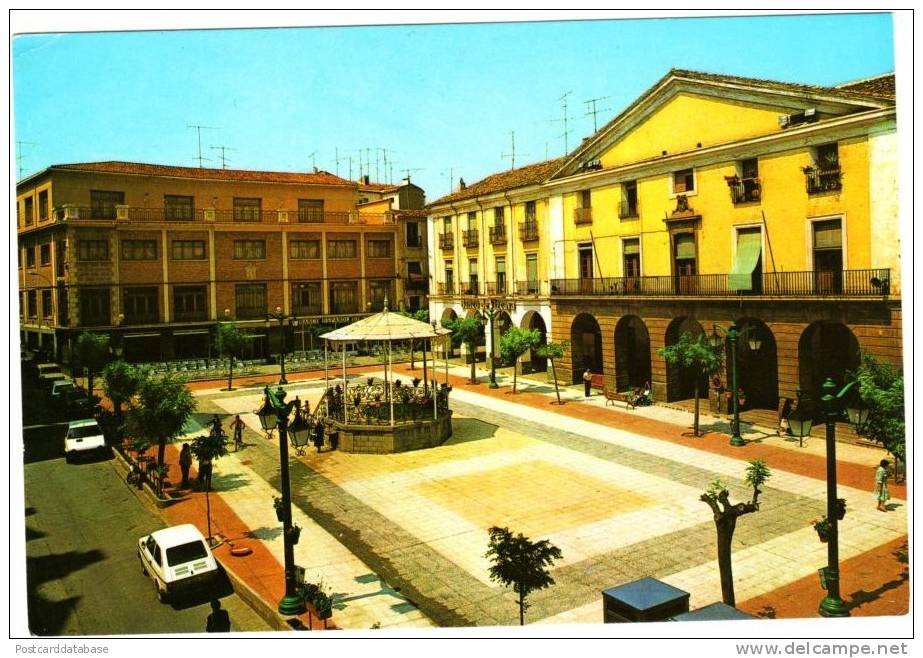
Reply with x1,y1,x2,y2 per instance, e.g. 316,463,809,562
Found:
216,558,294,632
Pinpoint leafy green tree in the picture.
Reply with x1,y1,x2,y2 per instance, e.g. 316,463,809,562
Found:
216,321,249,391
486,526,563,625
444,316,485,384
535,340,570,404
191,417,230,541
700,459,771,607
499,327,541,394
125,373,196,466
853,351,905,463
658,331,722,437
101,360,143,429
73,331,111,402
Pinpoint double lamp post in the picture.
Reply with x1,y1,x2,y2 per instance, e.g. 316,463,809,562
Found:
710,323,762,447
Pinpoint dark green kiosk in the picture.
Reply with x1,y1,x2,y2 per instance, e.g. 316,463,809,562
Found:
671,602,758,621
602,577,690,623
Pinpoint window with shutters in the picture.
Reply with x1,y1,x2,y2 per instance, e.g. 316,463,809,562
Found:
622,238,640,277
672,169,696,195
812,218,843,294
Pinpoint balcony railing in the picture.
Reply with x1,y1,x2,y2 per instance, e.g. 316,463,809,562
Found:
436,282,456,296
439,234,454,250
291,304,323,316
803,167,842,194
122,312,161,325
574,207,593,225
462,281,482,296
489,225,507,245
515,280,542,296
50,206,387,225
173,309,208,322
618,198,639,219
549,268,890,298
463,229,479,248
406,275,428,291
727,177,762,204
485,280,507,296
519,221,539,241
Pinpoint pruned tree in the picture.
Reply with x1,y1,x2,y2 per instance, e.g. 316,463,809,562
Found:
658,331,722,436
125,372,196,467
191,416,230,542
216,321,249,391
700,459,771,607
485,526,563,625
73,331,111,403
499,327,541,393
444,316,485,384
853,351,905,465
101,360,143,430
536,340,570,404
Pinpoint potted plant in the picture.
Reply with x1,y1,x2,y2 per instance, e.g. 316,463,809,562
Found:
367,377,375,387
835,498,847,521
813,517,832,543
273,496,284,522
412,377,421,388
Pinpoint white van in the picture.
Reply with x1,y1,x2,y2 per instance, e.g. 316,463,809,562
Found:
138,524,219,602
64,418,107,461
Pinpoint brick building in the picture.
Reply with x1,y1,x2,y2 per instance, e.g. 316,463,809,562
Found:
16,161,422,364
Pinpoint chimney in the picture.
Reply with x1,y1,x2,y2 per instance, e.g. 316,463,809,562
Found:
459,177,466,190
361,175,370,185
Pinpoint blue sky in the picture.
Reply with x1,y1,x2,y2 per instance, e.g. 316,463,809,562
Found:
12,12,897,201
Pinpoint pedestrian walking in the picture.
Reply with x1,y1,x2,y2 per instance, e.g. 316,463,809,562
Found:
582,369,593,398
198,454,213,491
179,443,193,487
230,414,244,451
875,459,891,512
205,600,231,632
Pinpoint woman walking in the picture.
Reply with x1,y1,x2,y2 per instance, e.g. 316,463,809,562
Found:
875,459,891,512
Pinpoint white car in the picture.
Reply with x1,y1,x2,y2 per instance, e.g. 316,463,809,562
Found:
138,524,219,602
64,418,107,461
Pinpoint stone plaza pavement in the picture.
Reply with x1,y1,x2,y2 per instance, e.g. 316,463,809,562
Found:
157,362,908,632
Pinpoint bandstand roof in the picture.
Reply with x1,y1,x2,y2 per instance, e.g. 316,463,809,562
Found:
320,309,451,342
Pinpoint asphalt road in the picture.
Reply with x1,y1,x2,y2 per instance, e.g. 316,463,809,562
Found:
21,424,272,636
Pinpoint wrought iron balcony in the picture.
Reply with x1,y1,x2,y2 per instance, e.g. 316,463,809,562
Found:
463,229,480,248
574,207,593,225
462,281,482,296
489,225,507,245
549,268,890,298
618,198,639,219
515,280,542,296
726,176,762,204
803,167,842,194
439,233,454,250
49,206,383,225
519,221,539,241
173,309,208,322
291,304,323,317
485,280,507,296
436,282,456,296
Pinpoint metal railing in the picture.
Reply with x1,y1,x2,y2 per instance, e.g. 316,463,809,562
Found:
549,268,890,298
489,225,507,245
173,309,208,322
436,282,455,296
618,198,639,219
728,177,762,204
485,280,507,296
515,280,542,296
439,234,454,250
462,229,479,248
804,167,842,194
50,206,385,225
519,221,539,241
291,305,323,317
574,207,593,225
462,281,481,296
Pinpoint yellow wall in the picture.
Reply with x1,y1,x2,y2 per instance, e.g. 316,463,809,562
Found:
599,92,792,168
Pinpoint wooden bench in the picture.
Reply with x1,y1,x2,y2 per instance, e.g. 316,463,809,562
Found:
604,389,635,409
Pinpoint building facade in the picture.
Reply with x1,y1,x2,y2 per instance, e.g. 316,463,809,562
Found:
16,161,411,363
428,69,900,408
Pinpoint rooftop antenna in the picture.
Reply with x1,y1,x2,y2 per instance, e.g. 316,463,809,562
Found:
333,148,345,177
440,166,461,193
401,167,424,184
16,141,38,179
347,155,353,180
501,130,529,171
307,151,317,171
549,91,574,154
379,148,395,183
209,145,236,169
584,95,611,133
187,124,218,167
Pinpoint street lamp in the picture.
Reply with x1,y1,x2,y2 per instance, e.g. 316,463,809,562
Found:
254,386,310,616
711,323,761,447
266,306,294,385
482,306,499,389
787,389,812,448
813,377,868,618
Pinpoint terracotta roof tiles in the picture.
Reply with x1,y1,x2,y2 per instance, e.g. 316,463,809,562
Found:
427,157,568,208
49,161,356,186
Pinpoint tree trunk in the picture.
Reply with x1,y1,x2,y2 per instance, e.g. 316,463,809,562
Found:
519,591,525,626
227,357,234,391
716,516,737,607
513,357,518,393
157,437,166,467
469,342,477,384
410,339,416,370
693,380,701,436
422,340,428,392
551,359,561,404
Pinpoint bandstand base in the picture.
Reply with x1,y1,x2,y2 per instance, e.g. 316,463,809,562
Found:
327,412,454,454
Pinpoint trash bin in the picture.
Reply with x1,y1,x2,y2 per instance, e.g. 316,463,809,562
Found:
602,577,690,623
671,602,758,621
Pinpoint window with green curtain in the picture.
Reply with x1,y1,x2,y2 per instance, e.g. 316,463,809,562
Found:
729,228,762,290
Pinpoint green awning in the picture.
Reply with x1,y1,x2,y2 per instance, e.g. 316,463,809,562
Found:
729,230,762,291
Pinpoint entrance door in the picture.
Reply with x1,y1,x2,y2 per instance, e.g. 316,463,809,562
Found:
578,245,594,294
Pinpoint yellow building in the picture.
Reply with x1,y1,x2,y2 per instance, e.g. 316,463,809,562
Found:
428,69,899,409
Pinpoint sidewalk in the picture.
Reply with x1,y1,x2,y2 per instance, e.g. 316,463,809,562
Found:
129,359,907,630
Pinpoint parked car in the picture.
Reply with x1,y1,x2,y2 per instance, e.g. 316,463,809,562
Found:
64,418,108,462
138,524,219,602
51,379,77,400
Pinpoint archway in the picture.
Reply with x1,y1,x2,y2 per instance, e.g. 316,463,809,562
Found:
726,317,778,410
663,317,707,402
798,321,860,405
614,315,651,392
440,308,458,357
570,313,603,383
521,311,547,374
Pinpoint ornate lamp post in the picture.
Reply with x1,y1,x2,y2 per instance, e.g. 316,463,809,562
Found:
266,306,294,385
711,323,762,447
812,377,868,618
482,305,499,389
255,386,312,616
